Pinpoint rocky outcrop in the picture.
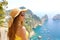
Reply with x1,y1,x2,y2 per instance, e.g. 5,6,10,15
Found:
30,30,35,37
41,14,48,24
24,9,41,32
53,14,60,20
41,14,48,21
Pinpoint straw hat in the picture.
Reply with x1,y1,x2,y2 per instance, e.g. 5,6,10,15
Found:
8,8,27,27
10,8,27,19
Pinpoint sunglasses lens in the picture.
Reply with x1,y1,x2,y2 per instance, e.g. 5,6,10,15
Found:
20,11,26,16
21,14,25,16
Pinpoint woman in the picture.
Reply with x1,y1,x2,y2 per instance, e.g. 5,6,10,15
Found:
8,8,29,40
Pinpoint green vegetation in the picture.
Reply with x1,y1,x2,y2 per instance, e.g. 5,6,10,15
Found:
0,0,8,27
23,9,41,33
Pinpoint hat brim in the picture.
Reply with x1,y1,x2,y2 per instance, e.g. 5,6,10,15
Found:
14,9,27,18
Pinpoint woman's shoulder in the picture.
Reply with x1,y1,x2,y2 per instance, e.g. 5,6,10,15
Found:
22,26,26,31
22,26,29,33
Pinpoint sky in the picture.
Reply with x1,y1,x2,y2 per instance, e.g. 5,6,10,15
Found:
1,0,60,18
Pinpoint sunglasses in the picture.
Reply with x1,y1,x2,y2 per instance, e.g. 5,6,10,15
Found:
20,12,25,16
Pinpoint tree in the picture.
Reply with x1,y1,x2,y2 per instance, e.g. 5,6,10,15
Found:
0,0,8,27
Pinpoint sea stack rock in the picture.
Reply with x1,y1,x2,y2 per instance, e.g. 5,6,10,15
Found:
53,14,60,21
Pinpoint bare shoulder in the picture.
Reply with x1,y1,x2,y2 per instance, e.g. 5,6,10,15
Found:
22,26,26,31
22,26,26,29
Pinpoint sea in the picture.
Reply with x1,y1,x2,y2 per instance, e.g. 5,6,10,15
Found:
30,14,60,40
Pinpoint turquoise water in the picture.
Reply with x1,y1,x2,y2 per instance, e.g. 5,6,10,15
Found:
30,19,60,40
